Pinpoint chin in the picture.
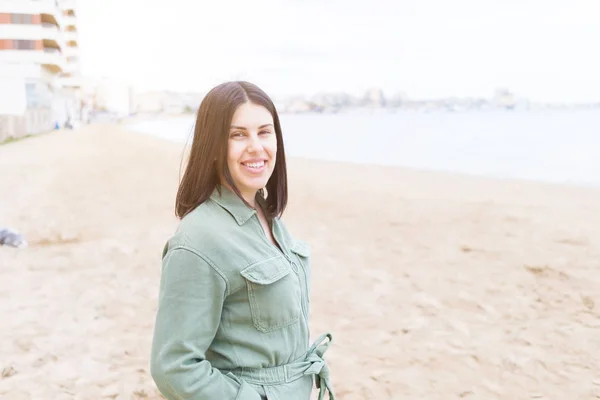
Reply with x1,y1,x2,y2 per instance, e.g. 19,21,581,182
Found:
246,180,269,192
231,168,273,195
233,177,268,194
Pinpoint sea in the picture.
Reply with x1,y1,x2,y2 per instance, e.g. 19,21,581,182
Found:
127,109,600,188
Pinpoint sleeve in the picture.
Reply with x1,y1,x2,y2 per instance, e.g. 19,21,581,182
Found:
150,247,260,400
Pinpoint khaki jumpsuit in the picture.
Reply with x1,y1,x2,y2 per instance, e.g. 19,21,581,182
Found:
150,185,335,400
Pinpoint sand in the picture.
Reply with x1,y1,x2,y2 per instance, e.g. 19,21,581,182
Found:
1,124,599,399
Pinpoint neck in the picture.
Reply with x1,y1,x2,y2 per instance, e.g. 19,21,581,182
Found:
221,182,257,208
243,192,257,208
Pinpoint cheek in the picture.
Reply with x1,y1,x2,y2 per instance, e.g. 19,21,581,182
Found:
267,138,278,159
227,142,243,164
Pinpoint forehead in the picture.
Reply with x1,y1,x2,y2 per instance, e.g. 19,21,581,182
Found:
231,102,273,128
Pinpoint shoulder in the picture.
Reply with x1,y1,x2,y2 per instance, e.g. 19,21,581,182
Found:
165,198,237,254
161,199,247,286
183,198,235,235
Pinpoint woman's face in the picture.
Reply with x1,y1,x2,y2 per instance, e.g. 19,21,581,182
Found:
224,102,277,203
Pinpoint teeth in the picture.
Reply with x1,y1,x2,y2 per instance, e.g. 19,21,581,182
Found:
244,161,264,168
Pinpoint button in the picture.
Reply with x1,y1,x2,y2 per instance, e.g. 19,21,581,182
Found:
290,261,299,273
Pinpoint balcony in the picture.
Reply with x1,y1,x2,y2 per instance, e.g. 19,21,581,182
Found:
0,49,65,74
59,75,82,89
62,45,79,57
41,47,65,73
41,22,61,44
64,31,77,44
43,38,60,51
40,12,60,28
60,0,77,12
0,22,66,50
62,15,77,29
41,22,59,30
0,0,66,28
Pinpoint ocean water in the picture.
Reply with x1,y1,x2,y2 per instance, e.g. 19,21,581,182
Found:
127,109,600,188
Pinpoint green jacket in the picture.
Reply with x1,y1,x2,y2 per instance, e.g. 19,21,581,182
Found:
150,185,335,400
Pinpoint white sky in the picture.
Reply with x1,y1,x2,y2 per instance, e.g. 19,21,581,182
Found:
76,0,600,102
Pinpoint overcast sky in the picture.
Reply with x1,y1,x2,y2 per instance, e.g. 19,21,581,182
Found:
76,0,600,102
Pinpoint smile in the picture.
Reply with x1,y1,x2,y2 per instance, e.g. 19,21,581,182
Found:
242,160,265,168
241,160,267,173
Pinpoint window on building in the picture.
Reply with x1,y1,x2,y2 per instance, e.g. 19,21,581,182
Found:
25,83,38,108
25,79,52,109
11,14,34,24
14,40,36,50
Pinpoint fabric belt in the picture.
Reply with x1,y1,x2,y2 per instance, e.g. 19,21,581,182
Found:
224,333,335,400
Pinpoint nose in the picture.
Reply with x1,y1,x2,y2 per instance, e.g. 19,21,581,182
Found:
247,132,262,153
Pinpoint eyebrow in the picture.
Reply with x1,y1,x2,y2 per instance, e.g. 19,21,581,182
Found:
230,124,274,130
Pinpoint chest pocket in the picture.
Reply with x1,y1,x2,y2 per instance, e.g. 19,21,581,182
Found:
240,255,301,333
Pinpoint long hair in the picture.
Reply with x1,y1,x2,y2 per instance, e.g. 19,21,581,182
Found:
175,81,288,219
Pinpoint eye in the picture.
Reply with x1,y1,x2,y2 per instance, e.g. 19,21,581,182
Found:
230,131,245,138
259,130,272,135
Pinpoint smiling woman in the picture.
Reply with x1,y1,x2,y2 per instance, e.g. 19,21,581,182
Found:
150,81,335,400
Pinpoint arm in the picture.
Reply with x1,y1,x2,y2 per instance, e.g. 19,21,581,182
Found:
150,247,259,400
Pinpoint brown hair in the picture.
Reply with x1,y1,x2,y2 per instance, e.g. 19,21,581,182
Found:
175,81,288,219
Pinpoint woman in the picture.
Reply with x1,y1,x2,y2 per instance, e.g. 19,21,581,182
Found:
150,81,335,400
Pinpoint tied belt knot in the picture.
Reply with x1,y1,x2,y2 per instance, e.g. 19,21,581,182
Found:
224,333,335,400
303,333,334,400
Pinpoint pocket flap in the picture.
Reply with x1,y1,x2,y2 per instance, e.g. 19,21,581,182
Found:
290,240,310,258
240,256,291,285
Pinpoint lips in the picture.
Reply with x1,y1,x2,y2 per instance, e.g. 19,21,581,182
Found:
241,159,267,173
241,160,265,169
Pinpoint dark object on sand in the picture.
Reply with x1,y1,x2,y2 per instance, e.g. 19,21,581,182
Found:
0,228,28,248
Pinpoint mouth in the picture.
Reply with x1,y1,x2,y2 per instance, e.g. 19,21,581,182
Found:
241,159,267,173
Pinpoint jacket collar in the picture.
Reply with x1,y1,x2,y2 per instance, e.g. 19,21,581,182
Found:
209,185,257,225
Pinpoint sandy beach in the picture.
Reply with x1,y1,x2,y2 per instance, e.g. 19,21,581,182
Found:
1,124,600,399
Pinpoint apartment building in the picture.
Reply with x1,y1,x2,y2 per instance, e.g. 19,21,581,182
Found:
0,0,82,142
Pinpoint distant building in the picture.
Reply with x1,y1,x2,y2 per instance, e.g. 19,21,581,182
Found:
92,78,132,117
310,92,353,111
0,0,82,142
132,91,168,114
128,90,204,115
493,88,517,109
362,88,386,108
387,91,408,108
